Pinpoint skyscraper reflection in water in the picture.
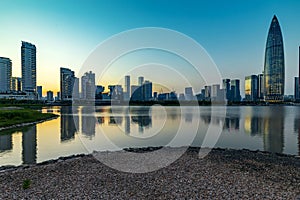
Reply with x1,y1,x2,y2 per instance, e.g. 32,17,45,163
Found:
262,107,284,154
109,116,123,125
60,107,78,142
125,116,130,134
0,134,12,152
242,107,284,153
130,107,152,134
185,112,193,123
222,107,240,131
22,125,37,164
81,107,96,139
293,117,300,156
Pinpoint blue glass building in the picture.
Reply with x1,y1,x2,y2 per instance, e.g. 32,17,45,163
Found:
264,15,285,102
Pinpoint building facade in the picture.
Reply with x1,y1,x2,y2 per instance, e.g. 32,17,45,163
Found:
143,80,152,101
0,57,12,92
108,85,123,100
124,75,130,100
245,75,258,101
295,77,299,101
21,41,36,92
204,85,211,100
60,67,77,101
258,74,264,100
222,79,231,101
185,87,194,101
295,46,300,102
263,15,285,102
81,71,95,99
37,86,42,99
11,77,22,91
230,79,241,102
46,90,54,101
138,76,144,86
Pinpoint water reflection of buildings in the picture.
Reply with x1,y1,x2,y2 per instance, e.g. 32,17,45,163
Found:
244,115,263,136
224,107,240,131
185,112,193,122
294,117,300,156
130,107,152,133
263,113,284,154
200,107,284,154
0,134,12,152
81,107,96,138
200,107,211,125
109,116,123,125
22,125,37,164
200,107,240,131
243,107,284,153
125,116,130,134
98,117,105,124
60,107,79,142
224,116,240,131
95,107,152,134
131,115,152,133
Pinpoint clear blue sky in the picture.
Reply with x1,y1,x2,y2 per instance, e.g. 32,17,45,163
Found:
0,0,300,95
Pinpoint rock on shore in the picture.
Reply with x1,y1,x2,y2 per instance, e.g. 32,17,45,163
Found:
0,147,299,199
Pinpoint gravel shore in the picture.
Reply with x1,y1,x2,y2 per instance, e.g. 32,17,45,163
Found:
0,147,299,199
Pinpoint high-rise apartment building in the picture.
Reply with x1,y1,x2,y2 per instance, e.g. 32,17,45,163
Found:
11,77,22,91
185,87,194,101
81,71,95,99
230,79,241,102
138,76,144,86
60,67,77,101
258,74,264,99
295,47,300,102
37,86,42,99
143,80,152,101
222,79,231,101
21,41,36,92
0,57,12,92
245,75,258,101
124,75,130,100
47,90,54,101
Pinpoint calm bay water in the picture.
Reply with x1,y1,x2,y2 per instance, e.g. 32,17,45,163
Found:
0,106,299,166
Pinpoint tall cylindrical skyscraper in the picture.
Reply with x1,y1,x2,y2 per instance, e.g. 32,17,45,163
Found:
263,15,285,102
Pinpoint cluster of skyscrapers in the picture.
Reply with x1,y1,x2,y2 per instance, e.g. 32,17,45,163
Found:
0,41,37,99
59,70,154,102
243,15,286,103
1,15,300,103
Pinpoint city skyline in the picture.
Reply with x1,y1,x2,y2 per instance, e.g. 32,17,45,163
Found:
1,1,300,95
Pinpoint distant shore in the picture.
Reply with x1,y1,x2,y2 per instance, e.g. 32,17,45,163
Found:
2,98,300,107
0,147,299,199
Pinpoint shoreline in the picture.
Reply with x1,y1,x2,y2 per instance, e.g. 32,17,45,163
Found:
0,147,299,199
0,115,58,132
1,146,299,171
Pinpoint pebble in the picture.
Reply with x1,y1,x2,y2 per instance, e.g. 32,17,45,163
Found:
0,147,299,199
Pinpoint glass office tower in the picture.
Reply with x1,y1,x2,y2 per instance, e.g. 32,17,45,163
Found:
264,15,285,102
